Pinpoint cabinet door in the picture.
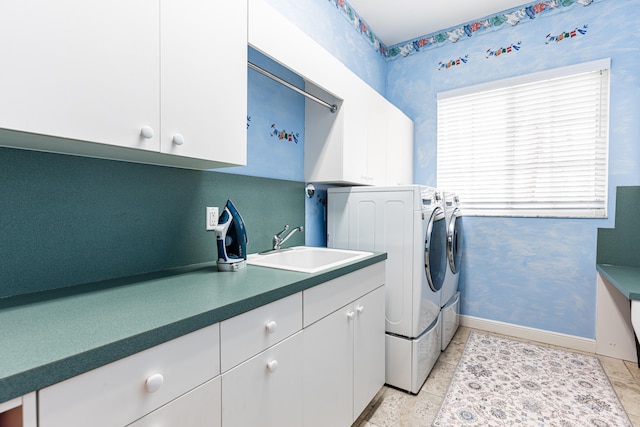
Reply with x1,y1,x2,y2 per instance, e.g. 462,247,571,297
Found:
342,98,370,184
222,332,303,427
303,305,354,427
304,83,345,183
128,378,221,427
161,0,246,165
0,0,159,151
366,92,388,186
353,286,386,420
385,105,414,186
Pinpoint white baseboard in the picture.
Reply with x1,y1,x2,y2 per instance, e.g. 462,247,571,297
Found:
460,315,597,354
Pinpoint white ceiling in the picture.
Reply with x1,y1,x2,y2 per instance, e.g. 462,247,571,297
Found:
346,0,531,46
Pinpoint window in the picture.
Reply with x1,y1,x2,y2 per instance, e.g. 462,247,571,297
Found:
437,59,610,218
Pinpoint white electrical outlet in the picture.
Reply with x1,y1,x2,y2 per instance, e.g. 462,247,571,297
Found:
206,207,219,230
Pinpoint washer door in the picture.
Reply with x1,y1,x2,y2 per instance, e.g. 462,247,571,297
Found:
447,209,463,274
424,206,447,292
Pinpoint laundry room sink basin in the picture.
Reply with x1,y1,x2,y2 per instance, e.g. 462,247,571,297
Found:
247,246,372,273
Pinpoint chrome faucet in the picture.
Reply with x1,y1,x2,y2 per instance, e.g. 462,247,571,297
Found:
273,224,304,250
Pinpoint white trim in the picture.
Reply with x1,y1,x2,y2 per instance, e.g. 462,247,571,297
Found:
460,315,597,354
0,396,21,413
438,58,611,100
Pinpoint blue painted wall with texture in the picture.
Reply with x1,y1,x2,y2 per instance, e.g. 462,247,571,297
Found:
385,0,640,338
223,47,305,181
270,0,640,339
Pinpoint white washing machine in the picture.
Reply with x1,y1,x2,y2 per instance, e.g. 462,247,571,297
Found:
440,191,463,350
327,185,447,394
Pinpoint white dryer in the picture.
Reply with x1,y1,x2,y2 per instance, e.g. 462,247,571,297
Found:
440,191,463,350
327,185,447,394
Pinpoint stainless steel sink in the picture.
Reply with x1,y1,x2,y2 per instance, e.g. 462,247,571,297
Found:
247,246,372,273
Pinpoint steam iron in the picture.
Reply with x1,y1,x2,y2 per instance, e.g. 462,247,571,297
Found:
212,200,247,272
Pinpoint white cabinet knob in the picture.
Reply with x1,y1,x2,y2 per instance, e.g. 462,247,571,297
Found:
356,305,365,314
172,134,185,145
266,360,278,373
145,373,164,393
140,126,155,139
346,311,355,320
265,320,278,334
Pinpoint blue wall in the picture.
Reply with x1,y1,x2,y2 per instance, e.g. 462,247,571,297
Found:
385,0,640,339
6,0,636,339
222,48,305,181
270,0,640,339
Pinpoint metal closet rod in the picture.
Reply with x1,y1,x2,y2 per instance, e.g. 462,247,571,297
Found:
248,61,338,113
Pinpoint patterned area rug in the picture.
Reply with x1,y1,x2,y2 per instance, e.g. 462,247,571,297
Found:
433,332,632,427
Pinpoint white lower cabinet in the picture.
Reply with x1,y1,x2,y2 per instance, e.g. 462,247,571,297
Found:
38,323,220,427
303,262,386,427
353,286,386,417
304,286,385,427
33,263,385,427
221,332,304,427
303,303,354,427
220,293,302,373
128,378,221,427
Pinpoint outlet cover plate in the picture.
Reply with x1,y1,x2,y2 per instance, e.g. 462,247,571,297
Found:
206,207,219,230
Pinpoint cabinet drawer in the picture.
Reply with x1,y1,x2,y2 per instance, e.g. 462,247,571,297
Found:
221,293,302,372
128,377,221,427
303,262,384,327
39,323,220,427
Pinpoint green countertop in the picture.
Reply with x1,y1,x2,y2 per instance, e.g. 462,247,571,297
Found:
0,252,386,403
596,264,640,300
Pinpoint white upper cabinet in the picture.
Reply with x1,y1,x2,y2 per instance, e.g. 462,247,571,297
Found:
160,0,246,166
0,0,247,170
363,90,391,186
249,0,413,186
304,83,413,186
0,1,160,151
385,100,415,186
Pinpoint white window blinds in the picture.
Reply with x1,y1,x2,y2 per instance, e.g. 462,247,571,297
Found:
437,59,610,218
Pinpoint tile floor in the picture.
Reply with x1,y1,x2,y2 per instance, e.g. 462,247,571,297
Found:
353,327,640,427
